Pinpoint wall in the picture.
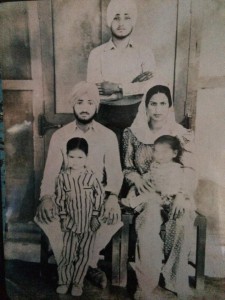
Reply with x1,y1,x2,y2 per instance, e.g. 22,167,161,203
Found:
193,0,225,276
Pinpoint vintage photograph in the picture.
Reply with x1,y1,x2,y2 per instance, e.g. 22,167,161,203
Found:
1,0,225,299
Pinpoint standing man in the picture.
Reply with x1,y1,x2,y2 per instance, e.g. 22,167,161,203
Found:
36,82,123,289
87,0,156,136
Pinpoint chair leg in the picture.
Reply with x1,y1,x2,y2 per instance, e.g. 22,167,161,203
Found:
112,213,133,287
40,233,50,277
194,214,207,290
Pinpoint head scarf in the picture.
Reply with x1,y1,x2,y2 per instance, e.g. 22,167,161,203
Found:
130,78,186,144
69,81,100,111
107,0,137,28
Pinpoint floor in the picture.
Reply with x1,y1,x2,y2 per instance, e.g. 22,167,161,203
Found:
3,260,225,300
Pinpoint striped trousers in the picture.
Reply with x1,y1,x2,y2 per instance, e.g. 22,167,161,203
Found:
58,230,94,286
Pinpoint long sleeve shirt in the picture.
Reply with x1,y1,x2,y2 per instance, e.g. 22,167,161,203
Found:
87,39,155,102
40,120,123,199
55,168,104,233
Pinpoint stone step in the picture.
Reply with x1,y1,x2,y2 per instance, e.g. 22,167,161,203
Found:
4,240,41,263
4,221,42,262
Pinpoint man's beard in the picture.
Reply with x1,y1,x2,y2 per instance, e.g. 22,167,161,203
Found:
112,27,133,40
73,109,97,125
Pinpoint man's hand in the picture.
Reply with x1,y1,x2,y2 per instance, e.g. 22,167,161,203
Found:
96,81,120,96
102,195,121,225
132,71,153,83
36,195,57,224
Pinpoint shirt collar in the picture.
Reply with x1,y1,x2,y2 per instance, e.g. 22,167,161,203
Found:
74,120,96,132
104,38,134,51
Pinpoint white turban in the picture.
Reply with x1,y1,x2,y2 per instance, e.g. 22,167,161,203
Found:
69,81,100,110
106,0,137,28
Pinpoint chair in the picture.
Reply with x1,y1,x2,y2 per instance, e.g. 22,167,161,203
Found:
111,209,207,290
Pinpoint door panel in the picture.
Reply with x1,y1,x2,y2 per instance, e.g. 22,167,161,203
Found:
2,0,181,262
53,0,102,113
2,1,44,262
188,0,225,276
39,0,178,123
0,1,31,80
4,90,34,223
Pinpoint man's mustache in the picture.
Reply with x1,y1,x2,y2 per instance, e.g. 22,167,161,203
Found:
80,112,90,115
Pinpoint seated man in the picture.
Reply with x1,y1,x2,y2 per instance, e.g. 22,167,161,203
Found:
35,82,123,289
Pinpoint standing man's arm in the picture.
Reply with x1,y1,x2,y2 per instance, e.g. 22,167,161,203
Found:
87,46,156,99
87,48,122,101
36,132,64,223
102,132,123,225
117,48,156,97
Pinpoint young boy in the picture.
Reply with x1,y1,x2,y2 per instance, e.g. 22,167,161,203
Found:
55,137,104,296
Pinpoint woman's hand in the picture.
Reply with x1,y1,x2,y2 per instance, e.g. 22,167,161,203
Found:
127,172,154,195
172,193,187,220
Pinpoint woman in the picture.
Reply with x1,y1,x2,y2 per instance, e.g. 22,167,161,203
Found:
122,84,197,299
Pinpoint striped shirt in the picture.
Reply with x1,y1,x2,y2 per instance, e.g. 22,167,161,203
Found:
55,167,104,234
40,120,123,198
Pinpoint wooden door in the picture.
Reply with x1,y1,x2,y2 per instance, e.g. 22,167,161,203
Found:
38,0,180,154
186,0,225,277
2,0,186,261
2,1,44,261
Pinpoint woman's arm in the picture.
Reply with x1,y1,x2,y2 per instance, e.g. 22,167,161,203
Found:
122,129,154,195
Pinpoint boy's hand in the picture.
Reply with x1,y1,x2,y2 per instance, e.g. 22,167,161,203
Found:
60,218,68,232
90,216,101,232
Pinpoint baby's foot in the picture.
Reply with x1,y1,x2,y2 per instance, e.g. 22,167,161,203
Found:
56,284,69,294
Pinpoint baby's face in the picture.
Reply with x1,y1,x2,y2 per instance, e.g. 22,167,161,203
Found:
67,149,87,170
153,143,177,164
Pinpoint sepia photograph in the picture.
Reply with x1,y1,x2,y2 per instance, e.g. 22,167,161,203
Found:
1,0,225,299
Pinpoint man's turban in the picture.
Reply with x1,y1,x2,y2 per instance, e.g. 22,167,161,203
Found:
69,81,100,110
106,0,137,28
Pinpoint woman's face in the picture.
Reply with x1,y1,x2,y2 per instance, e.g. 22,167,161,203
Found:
146,93,170,123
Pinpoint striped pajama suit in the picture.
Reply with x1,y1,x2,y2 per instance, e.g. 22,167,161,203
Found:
55,167,104,286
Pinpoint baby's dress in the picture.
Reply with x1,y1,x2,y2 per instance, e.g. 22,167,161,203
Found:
144,161,183,206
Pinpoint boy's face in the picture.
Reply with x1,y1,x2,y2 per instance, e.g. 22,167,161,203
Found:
67,149,87,170
111,13,133,39
153,143,177,164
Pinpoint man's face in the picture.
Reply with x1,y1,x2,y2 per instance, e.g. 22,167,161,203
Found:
73,93,97,124
111,13,133,39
